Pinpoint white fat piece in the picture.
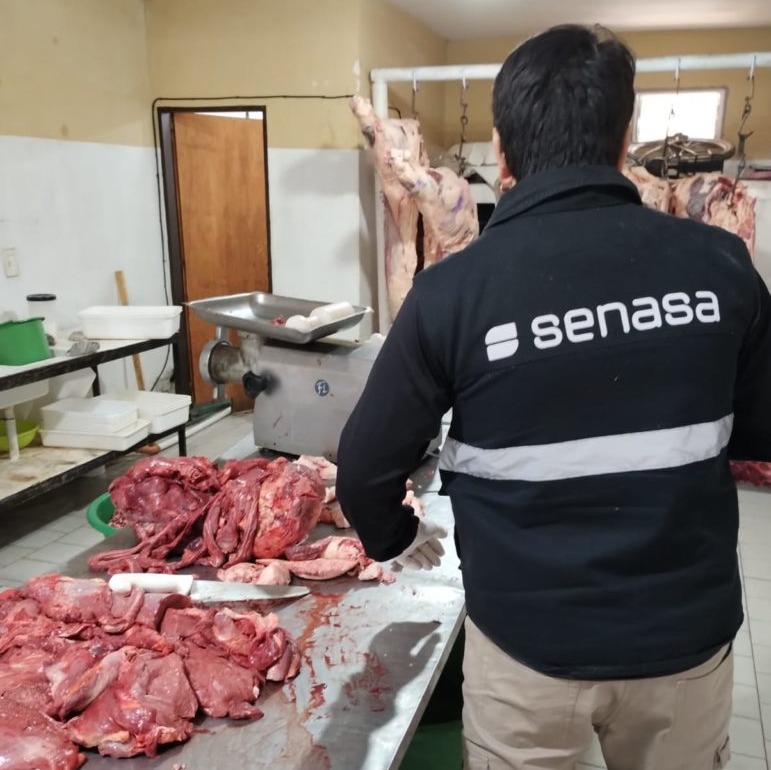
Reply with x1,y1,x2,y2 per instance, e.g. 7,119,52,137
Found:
309,302,355,326
285,315,314,333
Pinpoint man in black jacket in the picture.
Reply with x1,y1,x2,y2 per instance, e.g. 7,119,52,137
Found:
336,24,771,769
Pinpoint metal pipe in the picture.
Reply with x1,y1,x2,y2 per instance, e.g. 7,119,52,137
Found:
4,407,19,462
370,79,391,333
370,52,771,90
636,52,771,73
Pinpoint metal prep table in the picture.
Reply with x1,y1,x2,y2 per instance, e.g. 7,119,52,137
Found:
0,336,187,512
59,456,467,770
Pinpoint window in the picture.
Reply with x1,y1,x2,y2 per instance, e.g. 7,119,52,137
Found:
632,89,726,143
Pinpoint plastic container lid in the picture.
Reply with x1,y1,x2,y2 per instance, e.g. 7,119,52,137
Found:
41,397,139,433
26,294,57,302
108,390,192,416
78,306,181,318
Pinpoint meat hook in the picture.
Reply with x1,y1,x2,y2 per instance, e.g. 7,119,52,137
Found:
457,76,470,176
662,58,682,177
733,57,756,195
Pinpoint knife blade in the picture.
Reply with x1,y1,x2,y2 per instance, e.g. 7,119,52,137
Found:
107,573,309,603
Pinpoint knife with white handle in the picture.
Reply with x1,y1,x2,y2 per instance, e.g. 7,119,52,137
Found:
108,573,309,603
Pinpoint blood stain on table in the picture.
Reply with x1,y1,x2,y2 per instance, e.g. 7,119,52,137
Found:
343,651,392,713
309,682,327,712
294,593,344,717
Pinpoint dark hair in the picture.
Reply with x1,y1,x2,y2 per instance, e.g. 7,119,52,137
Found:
492,24,636,179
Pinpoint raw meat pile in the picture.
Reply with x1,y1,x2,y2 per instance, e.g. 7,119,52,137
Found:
109,456,220,538
351,95,479,320
622,167,756,256
89,454,400,583
0,573,300,765
90,456,325,575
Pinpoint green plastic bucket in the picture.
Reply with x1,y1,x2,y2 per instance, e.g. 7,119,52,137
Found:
86,492,119,536
0,318,51,365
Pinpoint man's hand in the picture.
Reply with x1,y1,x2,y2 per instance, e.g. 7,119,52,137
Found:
394,520,449,571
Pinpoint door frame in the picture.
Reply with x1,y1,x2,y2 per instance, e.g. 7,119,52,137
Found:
157,105,273,398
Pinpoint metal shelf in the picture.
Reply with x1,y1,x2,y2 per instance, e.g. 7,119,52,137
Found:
0,335,187,511
0,336,179,391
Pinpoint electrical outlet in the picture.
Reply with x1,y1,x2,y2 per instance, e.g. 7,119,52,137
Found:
2,248,19,278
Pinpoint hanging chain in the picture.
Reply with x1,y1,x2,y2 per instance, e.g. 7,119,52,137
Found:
735,60,755,186
457,78,469,176
411,75,419,121
662,59,681,178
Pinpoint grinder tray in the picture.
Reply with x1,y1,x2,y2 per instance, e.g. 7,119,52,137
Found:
187,292,371,344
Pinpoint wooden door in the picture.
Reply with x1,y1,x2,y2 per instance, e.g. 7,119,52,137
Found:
172,111,270,411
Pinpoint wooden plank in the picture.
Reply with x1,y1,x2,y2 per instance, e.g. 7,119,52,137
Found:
114,270,146,390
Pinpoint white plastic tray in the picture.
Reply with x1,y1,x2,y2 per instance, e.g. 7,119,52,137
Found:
78,306,182,340
40,419,150,451
108,390,191,433
40,397,138,434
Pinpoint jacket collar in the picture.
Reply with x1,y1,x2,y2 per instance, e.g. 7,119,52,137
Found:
487,165,642,230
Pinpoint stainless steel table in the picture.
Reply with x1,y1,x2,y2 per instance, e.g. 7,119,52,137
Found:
61,462,466,770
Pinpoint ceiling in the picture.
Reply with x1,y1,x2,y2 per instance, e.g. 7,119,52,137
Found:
386,0,771,40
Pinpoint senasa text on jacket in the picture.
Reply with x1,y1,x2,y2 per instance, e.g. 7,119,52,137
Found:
485,290,721,361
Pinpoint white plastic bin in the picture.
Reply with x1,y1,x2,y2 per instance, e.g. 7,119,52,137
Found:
41,397,138,434
78,306,182,340
40,419,150,451
108,390,191,433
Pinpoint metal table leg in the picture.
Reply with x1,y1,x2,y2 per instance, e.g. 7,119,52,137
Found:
177,426,187,456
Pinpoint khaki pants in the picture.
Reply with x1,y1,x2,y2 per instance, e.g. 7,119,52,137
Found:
462,617,733,770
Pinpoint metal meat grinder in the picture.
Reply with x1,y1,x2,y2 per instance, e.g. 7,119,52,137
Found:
189,292,382,461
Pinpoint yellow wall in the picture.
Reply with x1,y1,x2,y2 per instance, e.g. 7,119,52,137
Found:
144,0,446,150
145,0,362,149
0,0,447,151
0,0,152,145
358,0,447,147
3,2,766,157
444,27,771,157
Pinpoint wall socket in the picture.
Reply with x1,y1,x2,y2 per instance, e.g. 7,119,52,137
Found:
2,248,20,278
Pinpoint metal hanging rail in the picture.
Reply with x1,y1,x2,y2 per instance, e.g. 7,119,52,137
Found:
370,52,771,118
